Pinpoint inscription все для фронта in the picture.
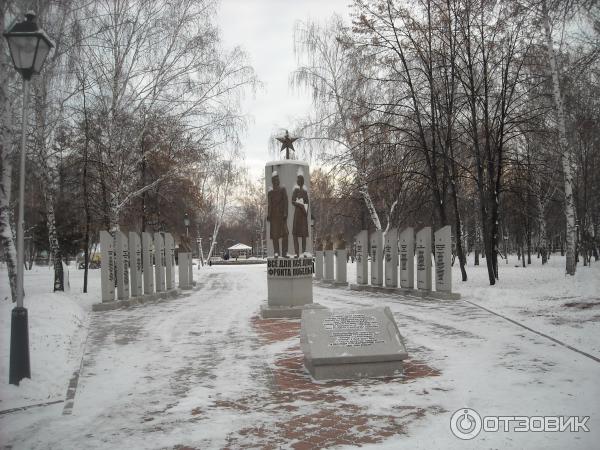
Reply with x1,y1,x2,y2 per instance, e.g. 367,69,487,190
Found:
322,314,384,347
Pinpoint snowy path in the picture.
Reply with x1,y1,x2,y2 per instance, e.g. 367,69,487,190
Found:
2,264,599,449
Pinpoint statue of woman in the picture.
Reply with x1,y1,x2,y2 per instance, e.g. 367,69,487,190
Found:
291,172,309,257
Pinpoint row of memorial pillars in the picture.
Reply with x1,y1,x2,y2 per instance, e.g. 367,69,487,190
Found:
314,247,348,286
353,226,453,293
100,230,194,303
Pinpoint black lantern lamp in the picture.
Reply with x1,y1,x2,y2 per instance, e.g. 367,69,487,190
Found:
4,11,54,80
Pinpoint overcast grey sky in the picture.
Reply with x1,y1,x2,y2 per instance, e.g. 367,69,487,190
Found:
217,0,352,179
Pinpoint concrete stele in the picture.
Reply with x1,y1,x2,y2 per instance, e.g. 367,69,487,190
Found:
370,230,383,286
399,227,414,289
435,225,452,292
324,250,335,282
154,232,165,292
100,230,115,302
314,251,323,280
178,252,190,289
355,230,368,285
115,231,130,300
129,232,143,297
416,227,432,291
164,233,175,290
384,228,399,288
141,232,154,295
335,249,348,284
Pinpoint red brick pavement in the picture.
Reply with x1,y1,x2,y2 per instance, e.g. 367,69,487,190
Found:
186,316,442,449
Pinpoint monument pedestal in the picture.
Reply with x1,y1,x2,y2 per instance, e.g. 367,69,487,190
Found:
262,257,323,319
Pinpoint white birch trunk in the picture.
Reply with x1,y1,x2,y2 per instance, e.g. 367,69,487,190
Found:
358,180,382,230
542,1,577,275
43,188,64,291
0,155,18,301
0,7,18,302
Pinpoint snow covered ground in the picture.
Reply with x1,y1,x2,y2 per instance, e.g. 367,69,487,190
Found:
0,255,598,449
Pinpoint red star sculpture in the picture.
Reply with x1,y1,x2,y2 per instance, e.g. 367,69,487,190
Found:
276,130,299,160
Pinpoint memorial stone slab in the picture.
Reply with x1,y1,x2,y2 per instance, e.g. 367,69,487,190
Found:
435,225,452,292
141,232,154,295
178,252,191,289
154,232,165,292
324,250,335,282
384,228,399,288
301,306,408,380
129,232,143,297
335,249,348,285
416,227,432,291
164,233,175,290
355,230,368,285
100,230,115,302
370,230,383,286
314,251,324,280
399,228,415,289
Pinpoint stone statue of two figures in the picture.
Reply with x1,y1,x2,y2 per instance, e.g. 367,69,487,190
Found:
267,168,309,258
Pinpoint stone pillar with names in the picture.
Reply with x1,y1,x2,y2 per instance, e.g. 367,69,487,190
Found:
164,233,175,290
416,227,432,291
324,250,335,282
315,250,323,279
142,232,154,295
355,230,368,285
114,231,130,300
384,228,399,288
178,252,191,289
334,249,347,285
435,225,452,292
399,228,414,289
129,232,143,297
370,230,383,286
100,230,115,302
154,232,165,292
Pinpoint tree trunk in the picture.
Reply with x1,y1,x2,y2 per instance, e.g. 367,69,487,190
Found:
43,190,64,291
474,226,480,266
41,186,62,292
358,181,381,230
0,157,18,302
0,17,18,302
542,1,577,275
451,182,467,281
538,198,548,265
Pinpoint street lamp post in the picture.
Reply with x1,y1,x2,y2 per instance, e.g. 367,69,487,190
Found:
4,11,54,385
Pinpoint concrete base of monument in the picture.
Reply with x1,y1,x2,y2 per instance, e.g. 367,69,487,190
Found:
92,289,184,312
304,358,404,381
260,302,326,319
265,256,316,318
349,284,461,300
92,296,145,312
